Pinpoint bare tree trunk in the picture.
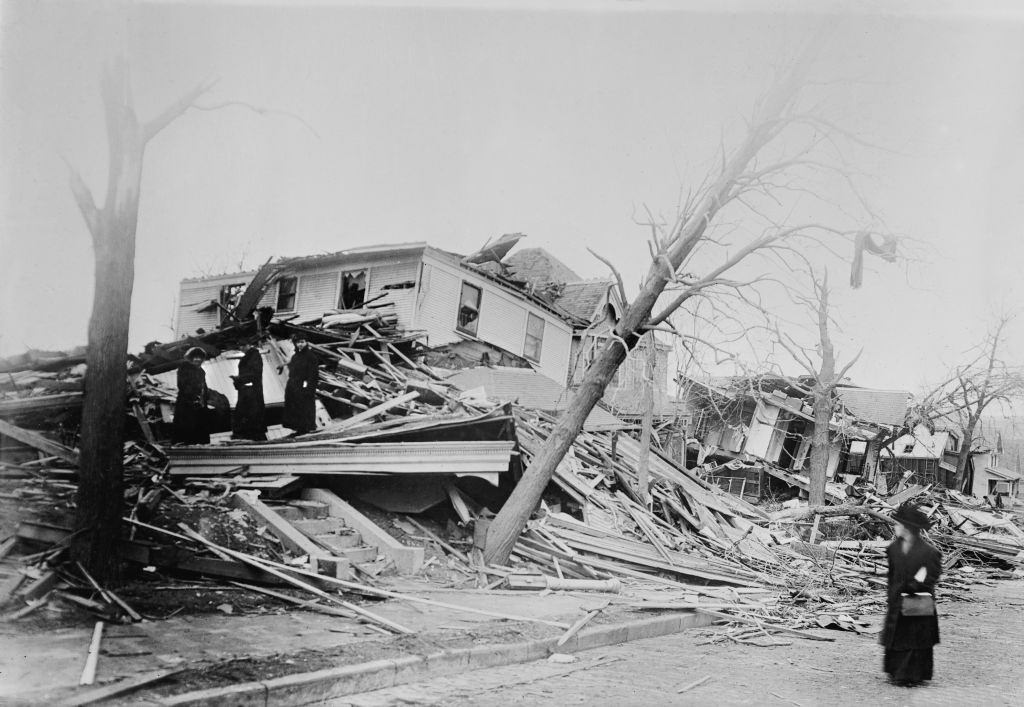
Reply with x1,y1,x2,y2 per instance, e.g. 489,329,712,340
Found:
808,277,836,508
954,413,980,492
482,56,810,565
636,333,657,507
808,384,833,507
70,61,211,583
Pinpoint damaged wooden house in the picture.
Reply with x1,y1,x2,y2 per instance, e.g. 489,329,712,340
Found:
681,375,910,503
174,236,681,438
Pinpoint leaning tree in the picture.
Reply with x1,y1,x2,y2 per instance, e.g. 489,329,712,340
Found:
68,60,213,583
484,48,895,564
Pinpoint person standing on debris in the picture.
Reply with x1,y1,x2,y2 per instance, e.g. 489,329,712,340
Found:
173,347,210,444
880,502,943,687
231,339,267,441
282,334,320,434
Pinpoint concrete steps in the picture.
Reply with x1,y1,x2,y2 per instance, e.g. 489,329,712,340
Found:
290,516,380,565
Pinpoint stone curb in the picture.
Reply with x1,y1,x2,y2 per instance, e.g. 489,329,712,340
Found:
155,611,714,706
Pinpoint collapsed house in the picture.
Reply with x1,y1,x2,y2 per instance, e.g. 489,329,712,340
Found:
2,233,1023,691
683,375,911,502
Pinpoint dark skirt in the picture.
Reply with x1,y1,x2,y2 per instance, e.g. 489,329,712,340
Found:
884,647,933,685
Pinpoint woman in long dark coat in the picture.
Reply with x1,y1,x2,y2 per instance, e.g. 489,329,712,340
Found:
880,503,943,686
231,341,267,441
172,347,210,444
282,336,320,434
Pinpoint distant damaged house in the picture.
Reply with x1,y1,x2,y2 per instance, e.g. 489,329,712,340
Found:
876,423,962,491
504,248,676,423
175,239,577,385
683,375,909,500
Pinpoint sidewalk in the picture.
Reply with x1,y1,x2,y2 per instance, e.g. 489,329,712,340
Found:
1,582,721,705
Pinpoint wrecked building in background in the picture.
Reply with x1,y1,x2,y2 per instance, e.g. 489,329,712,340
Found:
175,239,577,385
505,248,687,450
877,422,961,491
682,375,910,502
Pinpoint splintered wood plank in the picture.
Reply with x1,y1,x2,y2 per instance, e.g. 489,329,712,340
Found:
0,419,78,465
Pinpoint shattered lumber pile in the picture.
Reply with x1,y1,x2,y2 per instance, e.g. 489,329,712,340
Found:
4,315,1024,652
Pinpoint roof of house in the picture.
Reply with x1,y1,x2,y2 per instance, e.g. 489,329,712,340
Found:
442,366,627,430
835,387,910,427
504,248,582,287
278,242,428,270
984,465,1022,482
553,280,612,323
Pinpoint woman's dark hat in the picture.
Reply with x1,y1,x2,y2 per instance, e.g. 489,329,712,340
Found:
893,502,931,530
184,347,207,360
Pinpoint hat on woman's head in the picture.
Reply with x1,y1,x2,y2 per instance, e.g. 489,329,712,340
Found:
184,346,207,360
893,502,931,530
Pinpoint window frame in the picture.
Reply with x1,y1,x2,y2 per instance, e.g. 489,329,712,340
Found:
456,281,482,336
338,269,368,309
276,276,298,312
523,313,545,363
218,282,247,324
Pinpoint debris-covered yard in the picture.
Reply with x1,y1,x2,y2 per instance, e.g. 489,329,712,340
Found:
2,308,1023,704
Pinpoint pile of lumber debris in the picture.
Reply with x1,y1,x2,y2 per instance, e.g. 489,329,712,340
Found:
2,312,1023,650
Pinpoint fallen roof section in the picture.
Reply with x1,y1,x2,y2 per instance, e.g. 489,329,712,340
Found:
166,440,515,484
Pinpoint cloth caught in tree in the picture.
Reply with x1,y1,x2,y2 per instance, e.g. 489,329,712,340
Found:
850,231,898,288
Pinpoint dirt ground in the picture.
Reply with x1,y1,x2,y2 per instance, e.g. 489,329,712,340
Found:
338,577,1024,707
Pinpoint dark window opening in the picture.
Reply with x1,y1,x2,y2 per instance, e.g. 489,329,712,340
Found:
457,282,482,336
276,276,298,311
777,419,806,470
339,270,367,309
524,313,545,362
218,283,246,323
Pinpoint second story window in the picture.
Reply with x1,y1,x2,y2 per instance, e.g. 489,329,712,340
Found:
218,283,246,323
276,276,298,312
339,270,367,309
524,313,545,362
457,282,482,336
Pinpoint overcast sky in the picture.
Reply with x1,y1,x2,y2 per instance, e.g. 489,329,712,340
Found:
2,0,1023,395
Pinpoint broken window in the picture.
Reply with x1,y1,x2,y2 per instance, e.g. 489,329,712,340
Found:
218,283,246,323
902,441,915,454
338,270,367,309
456,282,482,336
276,276,298,311
523,313,545,362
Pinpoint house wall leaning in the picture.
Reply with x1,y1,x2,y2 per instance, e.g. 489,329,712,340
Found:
175,252,425,339
174,247,573,384
414,250,573,383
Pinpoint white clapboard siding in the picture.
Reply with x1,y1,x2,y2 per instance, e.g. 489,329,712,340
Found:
416,253,572,383
295,270,340,318
175,273,254,338
365,258,420,326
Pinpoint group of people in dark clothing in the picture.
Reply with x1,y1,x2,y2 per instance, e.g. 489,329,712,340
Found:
171,334,320,443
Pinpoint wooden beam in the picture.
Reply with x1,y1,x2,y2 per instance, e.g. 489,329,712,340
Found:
316,391,419,433
0,419,78,465
178,523,412,635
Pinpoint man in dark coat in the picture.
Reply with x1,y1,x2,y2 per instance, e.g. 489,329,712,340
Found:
282,335,320,434
231,340,267,441
880,503,943,686
173,347,210,444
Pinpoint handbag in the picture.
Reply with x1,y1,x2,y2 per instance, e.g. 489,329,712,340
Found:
900,593,935,616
